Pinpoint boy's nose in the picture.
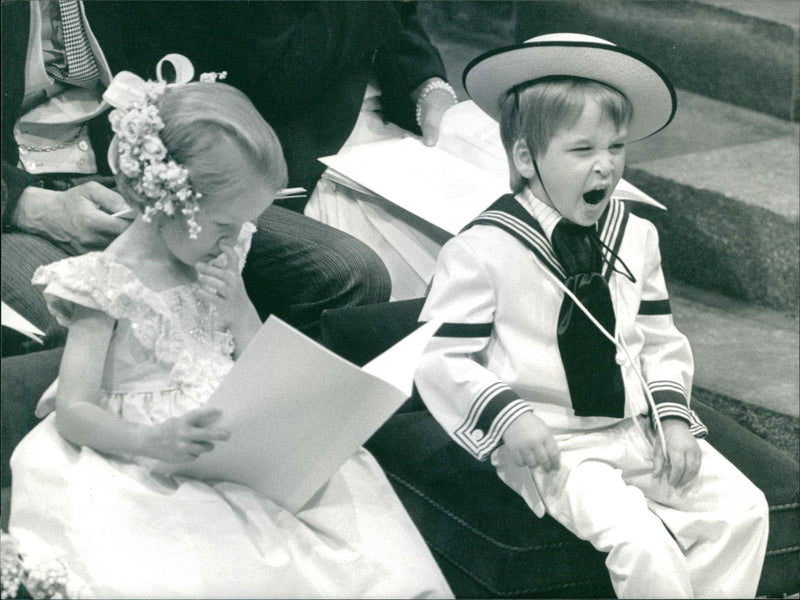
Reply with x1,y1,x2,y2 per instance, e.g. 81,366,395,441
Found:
593,156,614,177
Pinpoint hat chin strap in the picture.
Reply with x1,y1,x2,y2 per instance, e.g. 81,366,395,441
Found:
530,157,555,210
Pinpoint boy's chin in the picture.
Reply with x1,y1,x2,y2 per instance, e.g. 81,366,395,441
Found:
569,201,608,226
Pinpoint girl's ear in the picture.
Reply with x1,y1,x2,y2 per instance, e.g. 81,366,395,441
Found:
511,139,537,180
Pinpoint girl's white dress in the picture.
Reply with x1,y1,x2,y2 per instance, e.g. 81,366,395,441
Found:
9,232,452,599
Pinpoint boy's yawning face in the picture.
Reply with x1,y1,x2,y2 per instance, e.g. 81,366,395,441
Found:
531,97,627,226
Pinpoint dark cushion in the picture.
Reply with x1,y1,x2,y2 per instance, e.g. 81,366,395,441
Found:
320,300,800,598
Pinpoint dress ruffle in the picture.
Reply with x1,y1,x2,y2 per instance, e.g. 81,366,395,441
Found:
30,221,259,398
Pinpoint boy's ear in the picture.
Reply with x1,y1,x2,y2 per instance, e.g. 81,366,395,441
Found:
511,139,537,180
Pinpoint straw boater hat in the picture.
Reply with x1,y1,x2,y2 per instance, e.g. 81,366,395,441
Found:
463,33,677,143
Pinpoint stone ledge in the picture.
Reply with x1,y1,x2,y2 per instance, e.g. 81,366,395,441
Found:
627,170,799,314
507,0,799,121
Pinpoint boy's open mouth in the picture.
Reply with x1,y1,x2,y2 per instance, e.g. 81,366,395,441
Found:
583,188,607,205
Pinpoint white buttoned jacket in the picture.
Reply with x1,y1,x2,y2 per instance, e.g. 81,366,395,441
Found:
415,195,706,461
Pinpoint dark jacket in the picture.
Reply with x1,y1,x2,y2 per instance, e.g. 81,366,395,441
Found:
1,1,446,219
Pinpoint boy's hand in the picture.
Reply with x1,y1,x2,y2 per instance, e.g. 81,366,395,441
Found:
502,412,561,472
196,245,252,329
653,418,702,487
146,406,230,463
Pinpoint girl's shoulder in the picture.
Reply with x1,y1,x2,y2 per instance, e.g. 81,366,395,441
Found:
32,252,159,327
33,251,138,295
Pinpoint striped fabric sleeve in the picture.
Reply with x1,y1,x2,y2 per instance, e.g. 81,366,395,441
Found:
638,299,672,316
648,381,708,438
634,222,704,434
417,236,533,460
452,382,532,460
649,381,691,424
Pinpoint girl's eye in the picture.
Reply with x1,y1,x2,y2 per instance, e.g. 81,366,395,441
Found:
572,147,592,154
610,143,626,152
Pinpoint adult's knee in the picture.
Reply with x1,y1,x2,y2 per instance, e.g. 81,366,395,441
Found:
325,233,391,306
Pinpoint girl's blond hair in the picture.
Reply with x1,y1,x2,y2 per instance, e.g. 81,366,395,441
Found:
115,82,288,212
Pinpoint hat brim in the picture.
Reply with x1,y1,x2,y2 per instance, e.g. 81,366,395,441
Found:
463,41,676,143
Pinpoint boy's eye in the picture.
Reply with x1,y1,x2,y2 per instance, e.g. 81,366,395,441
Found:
571,147,592,153
610,143,626,152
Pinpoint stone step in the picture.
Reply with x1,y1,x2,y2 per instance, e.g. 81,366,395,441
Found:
513,0,799,122
625,89,799,315
670,281,798,418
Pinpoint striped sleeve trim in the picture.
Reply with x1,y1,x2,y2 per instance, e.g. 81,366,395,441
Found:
454,382,532,460
653,406,709,439
649,381,688,402
648,382,707,437
656,402,692,423
688,410,708,438
650,385,689,426
639,299,672,315
435,322,493,338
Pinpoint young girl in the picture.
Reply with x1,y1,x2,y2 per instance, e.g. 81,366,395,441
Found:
8,63,452,599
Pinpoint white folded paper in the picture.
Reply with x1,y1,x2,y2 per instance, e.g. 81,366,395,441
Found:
320,100,665,236
1,301,45,344
157,316,439,513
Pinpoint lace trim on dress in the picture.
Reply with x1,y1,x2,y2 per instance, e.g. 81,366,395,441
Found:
34,253,232,391
31,224,256,392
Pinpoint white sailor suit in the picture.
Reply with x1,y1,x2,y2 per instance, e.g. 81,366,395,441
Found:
415,189,769,598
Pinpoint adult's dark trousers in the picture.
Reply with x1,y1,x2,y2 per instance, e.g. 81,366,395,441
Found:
1,205,391,357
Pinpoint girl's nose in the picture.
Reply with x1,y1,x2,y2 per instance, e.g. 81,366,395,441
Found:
223,224,243,244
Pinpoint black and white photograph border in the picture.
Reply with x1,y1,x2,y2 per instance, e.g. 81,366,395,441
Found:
2,1,798,598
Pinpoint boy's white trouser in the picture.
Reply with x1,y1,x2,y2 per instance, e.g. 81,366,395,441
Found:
493,418,769,599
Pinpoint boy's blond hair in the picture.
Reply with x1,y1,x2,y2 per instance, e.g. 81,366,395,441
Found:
499,77,632,193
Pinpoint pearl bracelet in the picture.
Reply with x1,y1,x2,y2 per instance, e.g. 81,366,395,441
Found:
415,79,458,127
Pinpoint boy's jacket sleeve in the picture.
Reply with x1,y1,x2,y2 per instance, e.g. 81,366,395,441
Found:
415,237,533,461
636,222,706,437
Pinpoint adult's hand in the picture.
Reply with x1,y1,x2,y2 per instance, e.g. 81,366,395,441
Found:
13,181,130,255
414,79,459,147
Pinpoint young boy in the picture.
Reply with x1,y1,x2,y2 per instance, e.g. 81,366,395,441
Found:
415,33,769,598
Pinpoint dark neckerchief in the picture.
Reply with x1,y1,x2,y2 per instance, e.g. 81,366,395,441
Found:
551,219,625,418
465,194,627,418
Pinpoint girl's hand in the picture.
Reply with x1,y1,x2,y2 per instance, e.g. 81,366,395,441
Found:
653,418,702,487
502,411,561,472
145,406,230,463
196,244,251,330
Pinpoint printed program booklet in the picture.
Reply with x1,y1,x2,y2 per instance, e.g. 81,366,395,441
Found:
156,316,439,513
319,100,665,236
1,301,45,344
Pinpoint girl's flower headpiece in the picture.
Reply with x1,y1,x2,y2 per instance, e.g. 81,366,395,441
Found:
103,54,227,239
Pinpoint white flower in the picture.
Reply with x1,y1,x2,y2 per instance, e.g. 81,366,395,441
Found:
108,109,123,131
117,110,148,144
163,162,188,187
175,187,194,201
118,152,141,178
162,197,175,216
199,71,227,83
140,135,167,162
109,73,202,236
145,80,167,101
